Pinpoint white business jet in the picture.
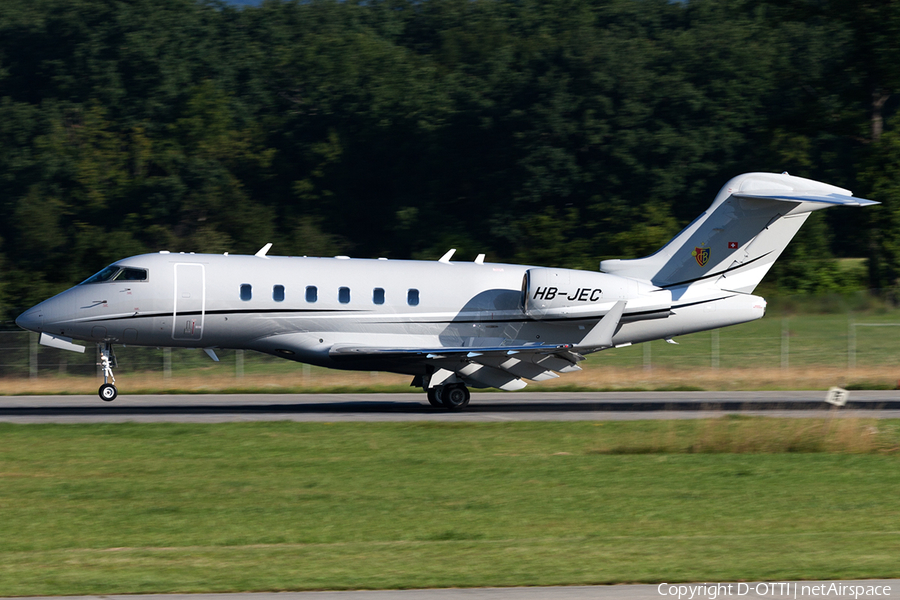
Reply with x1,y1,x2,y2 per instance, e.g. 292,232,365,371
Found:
16,172,877,408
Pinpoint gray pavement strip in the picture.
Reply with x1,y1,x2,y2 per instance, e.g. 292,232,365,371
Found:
2,391,900,423
4,581,899,600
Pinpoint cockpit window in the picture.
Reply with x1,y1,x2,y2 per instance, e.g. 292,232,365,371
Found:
80,265,148,284
113,267,148,281
80,266,121,284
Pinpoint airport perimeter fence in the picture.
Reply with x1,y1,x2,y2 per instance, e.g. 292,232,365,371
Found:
0,332,308,380
2,305,900,380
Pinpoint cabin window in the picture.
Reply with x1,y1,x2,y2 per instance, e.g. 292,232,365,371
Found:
306,286,317,303
240,284,252,301
339,287,351,304
113,267,148,281
373,288,385,305
273,285,285,302
407,288,419,306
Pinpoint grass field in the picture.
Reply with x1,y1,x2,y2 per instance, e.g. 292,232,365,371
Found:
1,419,899,595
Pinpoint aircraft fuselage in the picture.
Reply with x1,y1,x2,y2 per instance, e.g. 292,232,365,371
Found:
16,251,764,375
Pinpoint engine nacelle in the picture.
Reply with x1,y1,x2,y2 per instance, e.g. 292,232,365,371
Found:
522,268,671,320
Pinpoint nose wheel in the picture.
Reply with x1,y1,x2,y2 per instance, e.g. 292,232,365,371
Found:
99,383,118,401
98,343,118,401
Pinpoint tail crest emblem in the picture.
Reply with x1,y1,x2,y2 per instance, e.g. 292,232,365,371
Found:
692,246,710,267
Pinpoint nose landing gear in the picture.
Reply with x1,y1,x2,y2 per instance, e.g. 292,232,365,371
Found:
98,343,117,401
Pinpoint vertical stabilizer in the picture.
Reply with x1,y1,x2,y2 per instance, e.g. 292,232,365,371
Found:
599,173,877,293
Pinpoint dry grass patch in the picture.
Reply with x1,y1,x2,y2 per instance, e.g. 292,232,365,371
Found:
540,365,900,391
588,416,900,454
1,365,899,395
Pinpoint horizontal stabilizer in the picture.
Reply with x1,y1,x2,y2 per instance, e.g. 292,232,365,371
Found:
732,191,878,207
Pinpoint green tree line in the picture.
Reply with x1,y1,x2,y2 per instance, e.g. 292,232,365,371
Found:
1,0,899,323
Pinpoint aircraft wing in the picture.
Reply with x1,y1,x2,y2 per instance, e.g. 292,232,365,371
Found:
330,343,585,391
329,300,627,390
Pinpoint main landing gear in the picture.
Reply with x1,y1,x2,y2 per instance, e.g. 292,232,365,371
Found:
426,383,471,410
98,342,118,401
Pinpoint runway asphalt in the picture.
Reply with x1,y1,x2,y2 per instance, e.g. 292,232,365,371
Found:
2,390,900,423
7,581,900,600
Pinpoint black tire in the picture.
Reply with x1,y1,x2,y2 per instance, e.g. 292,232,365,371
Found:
426,387,443,407
99,383,118,402
441,384,470,410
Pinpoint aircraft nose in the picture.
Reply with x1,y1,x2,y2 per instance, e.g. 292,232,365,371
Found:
15,307,43,333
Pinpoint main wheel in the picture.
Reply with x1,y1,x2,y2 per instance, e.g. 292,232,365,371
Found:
426,387,443,407
441,384,470,410
99,383,118,402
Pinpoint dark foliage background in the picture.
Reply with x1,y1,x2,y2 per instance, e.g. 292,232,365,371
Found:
2,0,899,322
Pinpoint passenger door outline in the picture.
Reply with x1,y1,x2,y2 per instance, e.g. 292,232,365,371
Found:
172,263,205,341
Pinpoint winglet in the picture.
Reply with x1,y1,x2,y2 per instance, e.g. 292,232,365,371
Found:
255,243,273,258
438,249,456,263
474,254,485,264
577,301,626,349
